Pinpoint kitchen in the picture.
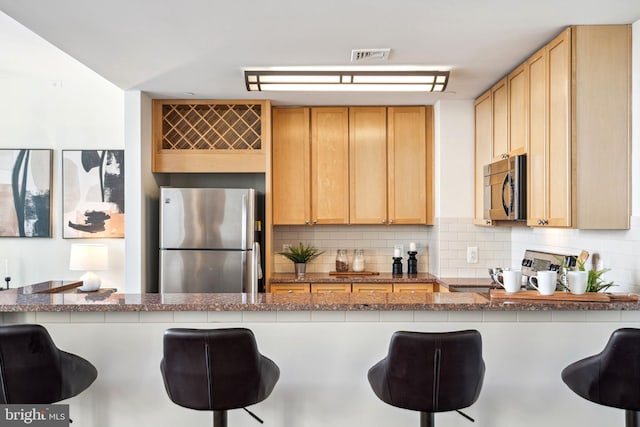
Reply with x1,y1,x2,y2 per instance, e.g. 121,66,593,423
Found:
1,2,640,427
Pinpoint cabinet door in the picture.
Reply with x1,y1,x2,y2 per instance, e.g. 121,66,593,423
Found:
546,28,572,227
352,283,393,293
491,77,509,161
474,90,493,226
311,108,349,224
349,107,388,224
270,283,310,294
311,283,352,293
508,64,528,156
387,106,427,224
272,108,311,225
393,283,434,293
527,48,547,227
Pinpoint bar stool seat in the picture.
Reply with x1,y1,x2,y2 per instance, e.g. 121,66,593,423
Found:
160,327,279,427
0,324,97,404
368,330,485,427
562,328,640,427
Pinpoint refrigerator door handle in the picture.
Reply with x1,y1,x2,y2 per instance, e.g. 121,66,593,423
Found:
241,194,248,249
250,242,260,295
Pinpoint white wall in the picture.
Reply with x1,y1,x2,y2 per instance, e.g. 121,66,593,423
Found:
0,13,125,288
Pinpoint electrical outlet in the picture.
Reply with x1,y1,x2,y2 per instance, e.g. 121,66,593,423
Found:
467,246,478,264
282,244,291,252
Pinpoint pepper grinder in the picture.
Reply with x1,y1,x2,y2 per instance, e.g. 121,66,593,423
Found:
407,251,418,275
392,257,403,276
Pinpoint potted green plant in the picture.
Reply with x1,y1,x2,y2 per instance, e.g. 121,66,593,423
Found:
562,256,616,293
278,242,324,278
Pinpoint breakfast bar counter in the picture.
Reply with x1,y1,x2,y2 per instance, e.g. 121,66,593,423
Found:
1,285,639,312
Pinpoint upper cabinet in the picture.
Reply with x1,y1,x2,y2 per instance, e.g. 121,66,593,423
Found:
491,77,508,161
475,25,631,230
387,106,431,225
152,100,271,172
311,108,350,224
474,90,493,226
272,106,434,226
527,25,630,229
349,107,388,224
272,108,310,225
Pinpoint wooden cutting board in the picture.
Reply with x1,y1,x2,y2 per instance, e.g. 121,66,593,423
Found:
329,271,380,276
490,289,611,302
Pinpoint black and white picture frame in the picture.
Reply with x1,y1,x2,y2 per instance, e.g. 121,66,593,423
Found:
0,149,52,237
62,149,124,238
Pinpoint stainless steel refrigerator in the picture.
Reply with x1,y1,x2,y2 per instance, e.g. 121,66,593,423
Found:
159,187,259,294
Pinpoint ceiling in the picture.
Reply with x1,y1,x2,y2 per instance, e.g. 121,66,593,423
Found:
1,0,639,106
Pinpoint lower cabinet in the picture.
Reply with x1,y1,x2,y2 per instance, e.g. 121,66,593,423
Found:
352,283,393,293
270,282,436,293
311,283,352,294
393,283,434,293
270,283,310,294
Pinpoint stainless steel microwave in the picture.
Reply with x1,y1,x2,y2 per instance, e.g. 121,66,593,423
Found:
483,154,526,221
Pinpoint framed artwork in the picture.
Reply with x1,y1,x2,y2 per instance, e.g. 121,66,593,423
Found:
0,149,52,237
62,149,125,238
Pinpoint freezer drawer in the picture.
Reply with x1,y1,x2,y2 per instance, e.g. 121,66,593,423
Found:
160,249,254,293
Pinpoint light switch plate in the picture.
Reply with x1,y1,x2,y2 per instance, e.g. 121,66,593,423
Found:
467,246,478,264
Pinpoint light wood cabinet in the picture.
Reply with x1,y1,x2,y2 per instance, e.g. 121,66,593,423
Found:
491,77,509,161
349,107,388,224
351,283,393,293
311,283,352,293
152,100,271,172
527,25,630,229
311,107,350,224
350,106,434,225
474,90,493,226
272,108,310,225
392,283,434,293
270,283,310,294
273,105,434,226
388,106,430,224
508,63,528,156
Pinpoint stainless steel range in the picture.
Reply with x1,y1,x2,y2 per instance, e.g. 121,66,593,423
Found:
521,249,576,289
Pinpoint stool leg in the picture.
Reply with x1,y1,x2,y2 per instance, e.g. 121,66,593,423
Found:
420,412,435,427
626,410,640,427
213,410,227,427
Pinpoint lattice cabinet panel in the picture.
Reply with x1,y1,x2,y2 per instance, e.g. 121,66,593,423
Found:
152,100,271,172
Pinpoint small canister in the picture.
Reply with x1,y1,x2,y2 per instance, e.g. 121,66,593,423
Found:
335,249,349,272
352,249,365,272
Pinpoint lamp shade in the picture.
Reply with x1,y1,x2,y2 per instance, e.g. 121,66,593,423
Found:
69,244,108,271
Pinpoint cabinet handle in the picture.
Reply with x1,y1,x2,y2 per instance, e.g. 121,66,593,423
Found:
305,220,310,225
389,219,395,224
486,219,491,225
382,219,386,224
312,219,317,224
501,153,509,159
287,289,293,293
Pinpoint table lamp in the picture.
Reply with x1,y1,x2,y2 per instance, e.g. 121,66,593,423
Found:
69,244,108,292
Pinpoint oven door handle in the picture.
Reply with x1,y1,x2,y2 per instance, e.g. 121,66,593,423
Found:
501,173,513,216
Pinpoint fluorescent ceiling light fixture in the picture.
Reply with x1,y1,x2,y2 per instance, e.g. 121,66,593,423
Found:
244,70,449,92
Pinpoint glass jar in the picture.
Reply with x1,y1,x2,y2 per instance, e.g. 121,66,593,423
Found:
335,249,349,272
352,249,365,272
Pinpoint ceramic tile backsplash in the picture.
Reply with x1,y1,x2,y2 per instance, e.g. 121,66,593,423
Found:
273,225,432,274
511,216,640,292
433,218,511,277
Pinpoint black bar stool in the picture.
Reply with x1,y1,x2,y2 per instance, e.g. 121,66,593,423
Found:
562,328,640,427
160,327,279,427
368,330,485,427
0,324,97,403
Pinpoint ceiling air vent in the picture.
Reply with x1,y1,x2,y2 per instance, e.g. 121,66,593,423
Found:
351,48,391,62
